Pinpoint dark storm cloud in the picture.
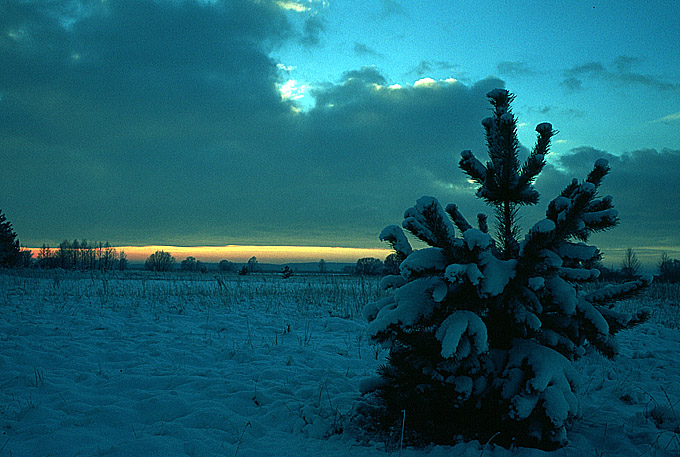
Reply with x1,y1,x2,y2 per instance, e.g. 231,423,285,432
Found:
339,66,387,85
1,0,503,248
562,56,680,91
276,73,503,245
535,147,680,257
0,0,293,158
16,0,675,254
1,0,296,244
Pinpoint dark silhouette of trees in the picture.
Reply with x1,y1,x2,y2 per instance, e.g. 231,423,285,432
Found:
181,256,206,272
238,257,259,275
37,239,125,271
181,256,197,271
0,209,21,268
37,244,55,269
383,253,400,275
247,256,259,273
145,250,175,272
218,259,234,272
117,250,128,271
318,259,327,274
17,248,32,268
354,257,383,276
658,252,680,282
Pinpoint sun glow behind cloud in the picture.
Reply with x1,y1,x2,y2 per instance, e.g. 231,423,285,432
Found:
276,1,309,12
278,79,306,101
117,245,391,264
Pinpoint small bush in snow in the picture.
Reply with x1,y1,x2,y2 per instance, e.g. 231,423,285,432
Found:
362,89,651,449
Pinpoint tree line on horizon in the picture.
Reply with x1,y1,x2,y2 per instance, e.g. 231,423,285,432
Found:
1,209,679,281
32,240,128,271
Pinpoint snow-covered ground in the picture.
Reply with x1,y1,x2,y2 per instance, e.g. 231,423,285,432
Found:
1,272,679,456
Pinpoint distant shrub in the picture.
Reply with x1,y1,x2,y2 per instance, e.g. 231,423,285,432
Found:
218,259,235,272
145,250,175,272
281,265,293,278
181,256,206,272
355,257,383,276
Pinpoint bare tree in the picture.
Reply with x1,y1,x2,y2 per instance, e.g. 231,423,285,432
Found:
118,251,128,271
181,256,200,272
37,244,53,269
145,250,175,272
621,247,642,279
355,257,383,276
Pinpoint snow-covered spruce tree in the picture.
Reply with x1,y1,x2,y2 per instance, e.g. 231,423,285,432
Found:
362,89,652,449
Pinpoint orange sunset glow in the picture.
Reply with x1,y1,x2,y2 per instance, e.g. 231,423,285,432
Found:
118,245,392,264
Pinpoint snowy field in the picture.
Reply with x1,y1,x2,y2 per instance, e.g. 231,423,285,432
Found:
1,271,679,457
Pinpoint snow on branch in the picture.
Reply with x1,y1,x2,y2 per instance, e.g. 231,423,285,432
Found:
459,150,487,185
585,276,653,304
435,311,488,360
366,277,444,344
445,203,473,233
379,225,413,258
403,196,459,250
399,247,447,280
553,242,599,262
497,340,579,447
362,89,650,449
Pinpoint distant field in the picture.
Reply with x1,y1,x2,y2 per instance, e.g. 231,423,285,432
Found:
1,270,679,456
0,270,385,319
2,269,677,326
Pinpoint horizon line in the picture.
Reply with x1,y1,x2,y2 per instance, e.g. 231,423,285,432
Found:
26,244,393,264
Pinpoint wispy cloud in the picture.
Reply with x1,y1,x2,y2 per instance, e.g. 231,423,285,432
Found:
562,56,680,91
651,112,680,124
409,60,459,78
560,77,583,91
496,61,536,76
353,42,383,58
380,0,407,18
527,105,585,118
299,15,326,46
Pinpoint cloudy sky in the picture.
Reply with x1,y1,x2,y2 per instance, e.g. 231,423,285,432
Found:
1,0,679,266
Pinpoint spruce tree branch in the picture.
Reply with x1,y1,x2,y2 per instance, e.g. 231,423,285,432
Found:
403,197,460,253
445,204,472,233
585,277,653,305
459,150,487,184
